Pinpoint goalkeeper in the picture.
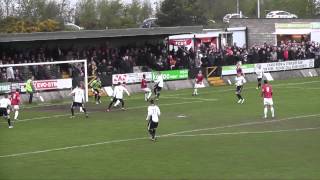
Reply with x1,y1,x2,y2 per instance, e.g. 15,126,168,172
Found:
90,77,102,104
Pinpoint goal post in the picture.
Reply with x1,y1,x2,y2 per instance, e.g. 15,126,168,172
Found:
0,59,89,102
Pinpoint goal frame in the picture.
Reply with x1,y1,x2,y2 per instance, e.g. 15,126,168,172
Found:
0,59,89,102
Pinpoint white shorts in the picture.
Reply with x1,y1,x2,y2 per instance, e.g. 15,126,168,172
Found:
13,105,20,110
194,82,205,88
264,98,273,106
142,88,151,92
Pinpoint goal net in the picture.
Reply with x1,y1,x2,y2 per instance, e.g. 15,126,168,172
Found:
0,59,89,102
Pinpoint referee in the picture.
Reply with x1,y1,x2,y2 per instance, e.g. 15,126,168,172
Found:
146,99,161,141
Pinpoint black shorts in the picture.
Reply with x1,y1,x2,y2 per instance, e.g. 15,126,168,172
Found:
0,108,8,117
71,102,84,108
236,86,243,94
154,85,162,92
93,89,100,94
257,78,262,82
148,119,158,130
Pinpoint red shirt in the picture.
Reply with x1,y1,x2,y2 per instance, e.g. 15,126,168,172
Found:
262,84,273,98
141,79,147,89
283,50,289,60
196,74,204,84
11,92,21,105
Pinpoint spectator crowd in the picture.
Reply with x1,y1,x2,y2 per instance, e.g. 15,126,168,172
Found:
1,39,320,83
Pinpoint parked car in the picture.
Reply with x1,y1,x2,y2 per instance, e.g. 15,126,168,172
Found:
64,23,84,30
223,13,248,23
266,11,298,18
140,18,158,28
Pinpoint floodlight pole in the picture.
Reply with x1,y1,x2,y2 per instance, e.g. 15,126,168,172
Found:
236,0,240,14
257,0,261,18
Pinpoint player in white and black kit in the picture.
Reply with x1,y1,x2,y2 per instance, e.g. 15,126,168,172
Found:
107,82,130,112
153,71,164,100
70,84,88,118
0,94,13,128
146,99,161,141
255,64,264,89
235,73,246,104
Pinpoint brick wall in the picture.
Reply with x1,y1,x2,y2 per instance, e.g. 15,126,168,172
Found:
229,19,320,46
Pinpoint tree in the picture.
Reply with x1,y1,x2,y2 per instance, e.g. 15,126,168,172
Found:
3,0,14,17
0,16,60,33
126,0,141,24
97,0,124,29
15,0,47,20
140,0,153,21
43,1,60,20
157,0,207,26
76,0,98,29
259,0,317,18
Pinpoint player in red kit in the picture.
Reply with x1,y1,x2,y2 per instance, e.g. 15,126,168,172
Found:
193,70,205,96
10,88,21,120
141,74,152,101
261,80,275,119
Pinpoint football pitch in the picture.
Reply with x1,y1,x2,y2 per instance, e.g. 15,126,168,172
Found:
0,77,320,180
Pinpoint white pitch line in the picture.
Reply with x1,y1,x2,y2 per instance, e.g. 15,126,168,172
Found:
0,113,319,158
280,87,320,90
15,79,320,109
170,127,320,137
161,80,320,97
161,97,218,101
0,100,218,124
0,137,148,158
161,113,320,137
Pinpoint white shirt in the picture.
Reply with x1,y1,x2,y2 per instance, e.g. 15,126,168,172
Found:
255,67,264,79
235,76,246,86
154,74,164,88
0,98,11,108
71,87,85,103
6,67,15,79
113,85,130,99
146,105,161,122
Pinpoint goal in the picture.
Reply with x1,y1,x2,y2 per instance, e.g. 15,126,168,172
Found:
0,59,89,102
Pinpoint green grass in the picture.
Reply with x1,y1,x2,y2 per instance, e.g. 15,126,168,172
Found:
0,77,320,180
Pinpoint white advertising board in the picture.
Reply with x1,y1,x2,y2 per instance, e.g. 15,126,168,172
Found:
112,72,152,84
258,59,314,72
0,78,72,93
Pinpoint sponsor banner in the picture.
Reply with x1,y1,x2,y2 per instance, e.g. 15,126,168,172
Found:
112,72,152,84
0,79,72,93
0,83,11,93
222,59,314,75
259,59,314,72
222,64,255,75
152,69,189,81
33,79,72,90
